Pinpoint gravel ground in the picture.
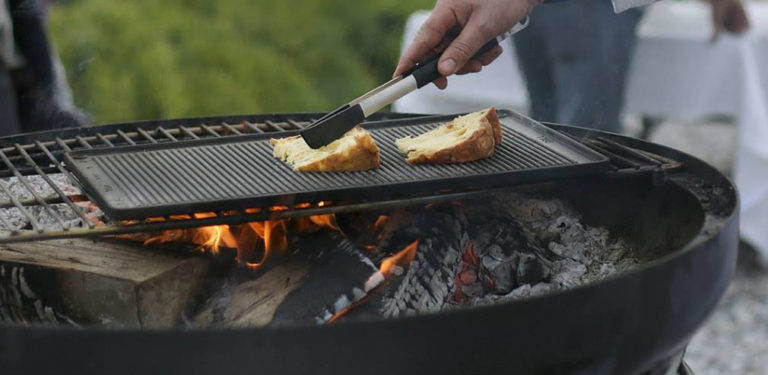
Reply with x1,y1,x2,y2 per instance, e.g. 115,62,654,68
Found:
686,248,768,375
635,118,768,374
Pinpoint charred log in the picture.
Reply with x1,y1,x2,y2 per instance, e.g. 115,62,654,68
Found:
358,206,468,318
271,232,382,325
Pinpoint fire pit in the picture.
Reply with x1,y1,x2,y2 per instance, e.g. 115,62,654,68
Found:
0,112,737,375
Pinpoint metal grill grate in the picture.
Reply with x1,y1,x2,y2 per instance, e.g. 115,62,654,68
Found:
0,111,677,244
0,112,424,243
64,111,608,220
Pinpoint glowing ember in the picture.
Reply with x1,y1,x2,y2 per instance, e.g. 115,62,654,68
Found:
326,296,370,324
453,243,481,303
379,239,420,277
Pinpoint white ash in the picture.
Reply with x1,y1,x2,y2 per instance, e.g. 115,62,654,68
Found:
0,208,28,231
379,227,464,318
479,193,640,303
0,202,101,231
0,174,99,231
2,174,82,201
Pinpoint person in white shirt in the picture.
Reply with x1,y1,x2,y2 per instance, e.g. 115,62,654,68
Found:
395,0,749,132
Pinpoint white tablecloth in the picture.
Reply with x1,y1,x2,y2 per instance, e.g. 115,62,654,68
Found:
394,2,768,259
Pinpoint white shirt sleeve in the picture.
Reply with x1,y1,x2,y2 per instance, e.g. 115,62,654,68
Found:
611,0,661,13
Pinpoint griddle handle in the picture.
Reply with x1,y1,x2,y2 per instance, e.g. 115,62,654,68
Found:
412,37,500,88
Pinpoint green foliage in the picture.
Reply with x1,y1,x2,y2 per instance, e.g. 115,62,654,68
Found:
49,0,433,124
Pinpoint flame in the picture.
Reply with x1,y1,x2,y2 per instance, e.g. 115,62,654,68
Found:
241,220,288,269
379,239,420,277
308,214,338,231
372,215,388,232
142,212,337,270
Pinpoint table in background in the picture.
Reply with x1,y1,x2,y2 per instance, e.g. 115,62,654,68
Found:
393,2,768,259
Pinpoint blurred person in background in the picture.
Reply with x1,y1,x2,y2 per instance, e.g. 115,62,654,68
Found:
513,1,643,133
513,0,749,133
0,0,83,137
397,0,749,134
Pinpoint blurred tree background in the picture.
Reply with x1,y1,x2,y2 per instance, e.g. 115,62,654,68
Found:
48,0,433,124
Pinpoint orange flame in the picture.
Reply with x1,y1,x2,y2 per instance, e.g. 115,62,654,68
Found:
379,239,420,277
308,214,338,231
143,213,338,270
372,215,388,232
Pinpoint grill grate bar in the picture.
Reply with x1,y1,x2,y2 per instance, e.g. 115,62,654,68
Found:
117,130,137,145
157,127,178,142
287,119,306,129
14,144,94,228
595,137,663,166
264,120,279,131
201,124,220,137
96,133,114,147
0,184,40,233
35,141,96,228
76,136,93,149
179,126,200,140
0,149,70,231
585,140,641,169
221,122,242,135
242,121,263,134
0,153,43,233
136,128,158,143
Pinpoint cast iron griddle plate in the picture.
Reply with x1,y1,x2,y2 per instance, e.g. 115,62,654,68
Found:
64,110,610,220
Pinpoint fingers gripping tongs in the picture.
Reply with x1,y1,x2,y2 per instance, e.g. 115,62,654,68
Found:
299,17,530,149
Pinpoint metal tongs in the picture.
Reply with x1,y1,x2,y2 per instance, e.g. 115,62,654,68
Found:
299,17,530,149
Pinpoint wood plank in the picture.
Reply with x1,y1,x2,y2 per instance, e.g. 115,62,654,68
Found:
0,238,209,328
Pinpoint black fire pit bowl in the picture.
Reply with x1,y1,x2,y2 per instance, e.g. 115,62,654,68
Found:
0,123,738,375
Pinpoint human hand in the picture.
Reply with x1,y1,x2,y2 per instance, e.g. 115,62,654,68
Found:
711,0,749,42
394,0,539,89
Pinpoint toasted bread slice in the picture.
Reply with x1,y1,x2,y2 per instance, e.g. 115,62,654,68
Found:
396,107,502,164
269,126,380,172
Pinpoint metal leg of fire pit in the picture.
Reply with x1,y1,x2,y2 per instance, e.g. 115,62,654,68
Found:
678,361,694,375
636,349,692,375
